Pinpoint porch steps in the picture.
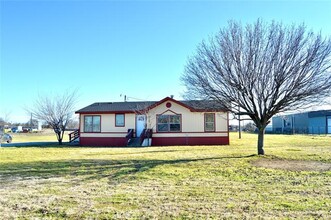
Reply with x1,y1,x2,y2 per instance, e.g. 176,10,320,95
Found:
68,138,80,146
127,137,141,147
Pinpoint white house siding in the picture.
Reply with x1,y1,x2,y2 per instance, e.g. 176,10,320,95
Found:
80,113,135,138
78,99,229,146
147,100,228,135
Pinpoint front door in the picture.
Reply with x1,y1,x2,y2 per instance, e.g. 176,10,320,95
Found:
136,115,146,137
327,116,331,134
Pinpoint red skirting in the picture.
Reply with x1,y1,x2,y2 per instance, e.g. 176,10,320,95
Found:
80,136,229,147
152,136,229,146
80,137,127,147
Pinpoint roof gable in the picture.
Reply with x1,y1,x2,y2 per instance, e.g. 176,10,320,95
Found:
146,97,195,112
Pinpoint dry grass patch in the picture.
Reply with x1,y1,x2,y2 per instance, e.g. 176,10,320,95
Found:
9,129,70,143
252,157,331,172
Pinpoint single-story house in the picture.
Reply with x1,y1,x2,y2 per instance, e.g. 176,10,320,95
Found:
272,109,331,134
74,97,229,146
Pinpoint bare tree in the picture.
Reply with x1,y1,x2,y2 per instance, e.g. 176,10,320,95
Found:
29,90,78,145
182,20,331,155
243,122,257,133
0,110,12,127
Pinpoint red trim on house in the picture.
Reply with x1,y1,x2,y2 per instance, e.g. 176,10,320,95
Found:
90,131,227,136
76,110,135,114
81,132,127,134
158,109,180,116
152,136,229,146
204,113,216,132
77,108,226,115
75,98,228,114
80,137,127,147
154,131,228,134
115,113,125,127
227,112,230,145
80,136,229,147
147,97,196,112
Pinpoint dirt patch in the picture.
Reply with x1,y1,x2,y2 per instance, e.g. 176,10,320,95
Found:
251,158,331,172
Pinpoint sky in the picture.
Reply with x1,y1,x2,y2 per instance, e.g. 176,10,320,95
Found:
1,0,331,123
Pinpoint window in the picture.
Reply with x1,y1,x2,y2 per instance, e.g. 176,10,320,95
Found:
205,113,215,132
157,115,181,132
84,115,101,132
115,114,125,127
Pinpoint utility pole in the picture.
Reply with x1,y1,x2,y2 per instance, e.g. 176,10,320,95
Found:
120,94,127,102
30,112,33,131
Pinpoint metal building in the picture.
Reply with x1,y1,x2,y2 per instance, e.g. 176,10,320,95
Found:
272,110,331,134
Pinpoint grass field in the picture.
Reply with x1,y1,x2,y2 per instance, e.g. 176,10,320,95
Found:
8,129,70,143
0,133,330,219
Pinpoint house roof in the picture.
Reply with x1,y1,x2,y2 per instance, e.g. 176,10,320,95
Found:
75,97,227,114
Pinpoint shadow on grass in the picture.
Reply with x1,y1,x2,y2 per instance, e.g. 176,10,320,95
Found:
0,155,256,182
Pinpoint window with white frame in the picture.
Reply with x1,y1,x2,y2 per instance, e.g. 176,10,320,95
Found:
205,113,215,132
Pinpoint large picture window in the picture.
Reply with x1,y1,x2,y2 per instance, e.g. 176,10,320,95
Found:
205,113,215,132
157,115,181,132
115,114,125,127
84,115,101,132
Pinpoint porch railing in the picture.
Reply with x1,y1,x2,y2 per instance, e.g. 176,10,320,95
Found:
69,129,80,143
139,129,153,146
126,129,134,144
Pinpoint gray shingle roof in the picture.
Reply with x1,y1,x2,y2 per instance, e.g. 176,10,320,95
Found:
76,101,157,113
76,98,226,113
181,100,226,112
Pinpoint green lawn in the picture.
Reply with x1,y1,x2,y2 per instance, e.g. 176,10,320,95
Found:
0,133,330,219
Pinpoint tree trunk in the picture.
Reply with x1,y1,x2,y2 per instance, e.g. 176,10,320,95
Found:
257,128,265,155
56,132,63,145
